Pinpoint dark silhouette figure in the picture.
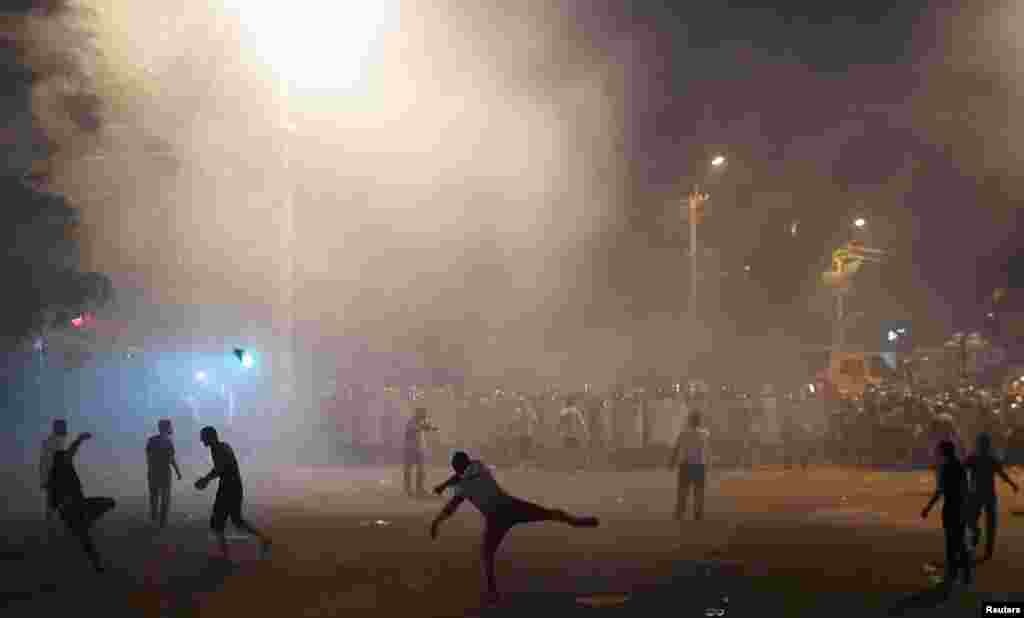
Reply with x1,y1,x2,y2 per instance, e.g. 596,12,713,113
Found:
194,426,271,561
430,451,599,604
669,410,711,521
965,432,1019,561
40,418,67,525
47,432,116,572
921,440,972,595
146,418,183,528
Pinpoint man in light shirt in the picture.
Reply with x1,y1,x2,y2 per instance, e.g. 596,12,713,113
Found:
558,397,589,469
403,408,437,497
40,419,68,524
669,410,712,521
146,418,183,528
513,400,539,466
430,451,599,604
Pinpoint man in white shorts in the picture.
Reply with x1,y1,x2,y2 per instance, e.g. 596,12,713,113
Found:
430,451,599,603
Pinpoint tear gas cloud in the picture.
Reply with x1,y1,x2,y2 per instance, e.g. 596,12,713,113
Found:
47,0,627,388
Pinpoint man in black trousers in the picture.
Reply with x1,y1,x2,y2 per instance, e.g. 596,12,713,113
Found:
47,431,116,572
921,439,972,595
195,426,271,561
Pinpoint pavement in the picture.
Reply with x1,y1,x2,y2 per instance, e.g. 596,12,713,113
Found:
3,464,1024,617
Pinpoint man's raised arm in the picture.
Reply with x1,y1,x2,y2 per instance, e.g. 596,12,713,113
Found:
66,433,91,459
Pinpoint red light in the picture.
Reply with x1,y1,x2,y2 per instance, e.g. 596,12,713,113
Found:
71,315,84,328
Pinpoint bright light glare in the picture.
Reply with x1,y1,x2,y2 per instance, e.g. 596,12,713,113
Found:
195,371,208,383
226,0,400,90
241,352,255,369
711,155,726,167
854,217,867,228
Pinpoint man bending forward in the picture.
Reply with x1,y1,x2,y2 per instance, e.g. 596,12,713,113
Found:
430,451,599,603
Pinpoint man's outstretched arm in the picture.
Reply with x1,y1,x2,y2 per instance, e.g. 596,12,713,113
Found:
66,433,91,459
430,495,465,538
433,474,460,495
997,462,1019,492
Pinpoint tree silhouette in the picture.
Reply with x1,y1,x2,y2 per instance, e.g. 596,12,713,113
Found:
1,1,112,345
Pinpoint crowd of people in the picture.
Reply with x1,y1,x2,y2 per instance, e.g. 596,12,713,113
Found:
39,378,1024,601
39,418,271,573
826,387,1024,468
334,380,1024,474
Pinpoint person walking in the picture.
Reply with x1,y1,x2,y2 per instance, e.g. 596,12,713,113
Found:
921,440,972,595
669,410,711,521
194,426,271,561
146,419,183,528
965,432,1019,561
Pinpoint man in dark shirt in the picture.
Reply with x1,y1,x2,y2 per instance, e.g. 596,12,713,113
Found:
965,432,1019,560
921,440,972,594
195,426,271,561
146,419,183,528
48,432,116,572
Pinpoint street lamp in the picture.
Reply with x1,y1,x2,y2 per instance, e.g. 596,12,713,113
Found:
686,156,728,317
225,3,398,422
853,217,867,229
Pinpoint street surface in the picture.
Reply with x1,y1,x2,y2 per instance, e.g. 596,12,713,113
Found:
3,464,1023,617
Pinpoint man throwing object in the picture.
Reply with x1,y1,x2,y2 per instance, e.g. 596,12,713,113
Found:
430,451,599,604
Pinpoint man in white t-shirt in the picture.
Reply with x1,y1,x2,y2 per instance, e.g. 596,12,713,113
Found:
668,410,712,521
430,451,599,604
513,401,539,465
558,398,589,469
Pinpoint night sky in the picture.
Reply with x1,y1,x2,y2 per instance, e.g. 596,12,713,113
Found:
574,0,1023,344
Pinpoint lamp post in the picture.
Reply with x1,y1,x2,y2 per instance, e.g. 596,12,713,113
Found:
834,216,871,352
227,1,398,424
685,155,726,317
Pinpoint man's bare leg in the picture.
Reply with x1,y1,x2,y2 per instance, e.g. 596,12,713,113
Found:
416,462,426,496
233,517,272,557
675,470,688,520
215,531,230,560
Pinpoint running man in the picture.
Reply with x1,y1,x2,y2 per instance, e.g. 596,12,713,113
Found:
47,432,116,572
921,440,972,595
669,410,712,521
965,432,1019,561
40,419,67,525
146,419,183,528
430,451,599,604
194,426,271,560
